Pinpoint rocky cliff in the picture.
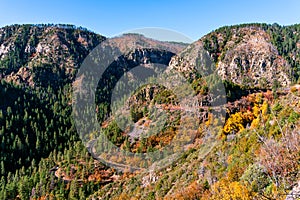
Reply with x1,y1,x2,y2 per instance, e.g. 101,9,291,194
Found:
203,26,291,88
169,26,293,90
0,24,106,87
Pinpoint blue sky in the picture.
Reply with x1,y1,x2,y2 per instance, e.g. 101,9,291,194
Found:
1,0,300,42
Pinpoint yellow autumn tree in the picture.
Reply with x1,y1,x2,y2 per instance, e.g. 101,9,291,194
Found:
223,111,253,134
223,112,244,134
210,180,253,200
261,100,270,122
251,100,270,128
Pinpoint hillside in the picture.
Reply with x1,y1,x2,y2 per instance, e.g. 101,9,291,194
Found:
0,23,299,200
202,23,300,88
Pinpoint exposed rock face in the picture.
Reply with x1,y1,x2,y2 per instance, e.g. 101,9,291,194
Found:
126,48,175,66
168,27,292,90
0,25,105,68
0,24,106,87
216,28,291,87
198,26,293,88
169,40,215,80
6,67,34,87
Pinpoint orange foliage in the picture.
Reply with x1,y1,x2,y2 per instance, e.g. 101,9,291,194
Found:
166,181,210,200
